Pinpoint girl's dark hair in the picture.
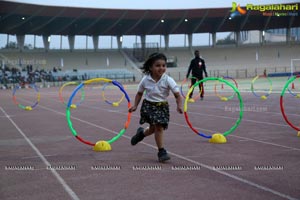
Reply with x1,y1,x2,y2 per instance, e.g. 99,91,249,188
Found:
140,52,167,74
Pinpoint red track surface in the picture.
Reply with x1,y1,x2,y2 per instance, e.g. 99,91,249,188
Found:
0,85,299,200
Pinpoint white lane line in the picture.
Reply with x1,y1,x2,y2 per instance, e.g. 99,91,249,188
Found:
0,107,80,200
169,121,300,151
140,141,298,200
173,120,300,151
44,97,300,152
37,104,298,200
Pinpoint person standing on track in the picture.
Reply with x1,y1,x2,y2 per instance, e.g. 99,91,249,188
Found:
186,50,208,102
129,52,183,163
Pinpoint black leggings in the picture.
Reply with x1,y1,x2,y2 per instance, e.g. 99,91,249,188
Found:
189,78,204,98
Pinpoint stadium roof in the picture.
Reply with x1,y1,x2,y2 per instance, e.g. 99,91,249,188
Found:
0,1,299,36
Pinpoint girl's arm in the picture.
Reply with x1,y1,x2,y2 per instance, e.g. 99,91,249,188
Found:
129,92,143,112
174,92,183,114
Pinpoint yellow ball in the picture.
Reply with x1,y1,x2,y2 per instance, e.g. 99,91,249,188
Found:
188,99,195,103
93,141,112,152
296,94,300,98
70,104,77,109
25,106,32,111
112,102,119,107
220,97,228,101
209,133,227,144
261,95,267,100
297,131,300,137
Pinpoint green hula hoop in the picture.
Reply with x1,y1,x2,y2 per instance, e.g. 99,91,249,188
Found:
184,77,244,138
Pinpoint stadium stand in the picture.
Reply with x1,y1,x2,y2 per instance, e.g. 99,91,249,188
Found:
0,1,299,85
1,43,300,86
161,44,300,79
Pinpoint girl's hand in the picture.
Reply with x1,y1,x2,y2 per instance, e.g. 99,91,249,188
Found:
173,92,183,114
129,106,137,113
177,107,183,114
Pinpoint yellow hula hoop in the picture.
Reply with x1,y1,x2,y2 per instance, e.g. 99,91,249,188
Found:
251,75,273,100
59,81,85,108
101,82,125,107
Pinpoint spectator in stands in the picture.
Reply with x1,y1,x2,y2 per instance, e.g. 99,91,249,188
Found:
186,50,208,102
26,65,30,75
129,52,183,162
2,73,8,88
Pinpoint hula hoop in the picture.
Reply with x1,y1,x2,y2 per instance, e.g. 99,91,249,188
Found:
59,81,85,107
251,75,272,99
66,78,131,146
184,77,243,138
214,76,238,101
280,75,300,132
180,76,202,100
12,83,40,110
101,82,125,106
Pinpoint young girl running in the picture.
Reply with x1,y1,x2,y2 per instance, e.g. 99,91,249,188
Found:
129,53,183,162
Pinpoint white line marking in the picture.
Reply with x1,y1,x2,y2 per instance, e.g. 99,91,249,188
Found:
140,141,299,200
0,107,80,200
47,94,300,151
36,104,298,200
168,121,300,151
45,97,300,152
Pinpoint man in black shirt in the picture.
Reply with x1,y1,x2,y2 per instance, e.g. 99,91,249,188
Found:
186,50,208,101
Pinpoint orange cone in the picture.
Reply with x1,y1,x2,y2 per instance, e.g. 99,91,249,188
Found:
292,82,295,89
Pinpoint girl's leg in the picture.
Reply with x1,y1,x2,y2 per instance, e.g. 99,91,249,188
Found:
143,124,155,137
154,125,164,149
154,124,170,162
141,124,165,149
131,124,154,145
